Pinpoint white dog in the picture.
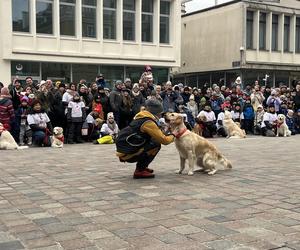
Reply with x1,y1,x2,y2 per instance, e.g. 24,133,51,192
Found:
276,114,291,137
51,127,64,148
223,111,246,139
0,123,28,150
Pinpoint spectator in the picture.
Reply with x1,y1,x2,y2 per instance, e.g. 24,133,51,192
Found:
294,109,300,134
0,87,15,131
286,110,296,135
181,87,191,105
261,104,278,137
109,80,123,125
25,77,37,93
50,83,66,129
266,90,281,113
100,112,119,139
160,81,183,112
241,98,255,134
186,94,198,119
119,89,133,129
17,96,30,145
97,86,110,119
251,85,265,111
131,83,145,116
96,74,106,88
197,103,216,138
254,104,265,135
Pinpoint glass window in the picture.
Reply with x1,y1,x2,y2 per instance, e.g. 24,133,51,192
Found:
42,63,71,82
12,0,30,32
60,0,76,36
142,0,153,42
123,0,135,41
82,0,96,38
284,16,290,52
272,14,278,51
246,10,254,49
11,61,40,77
36,0,53,34
126,66,144,83
160,1,170,44
100,65,124,89
103,0,117,39
296,17,300,53
259,12,266,50
72,64,98,83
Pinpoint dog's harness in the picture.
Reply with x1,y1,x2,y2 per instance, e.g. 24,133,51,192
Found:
56,136,64,143
175,128,188,139
277,122,283,128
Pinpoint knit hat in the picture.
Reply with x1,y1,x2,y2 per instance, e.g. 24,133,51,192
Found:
145,99,163,116
257,104,263,109
132,83,139,89
115,80,122,86
189,94,195,100
20,95,29,103
107,112,114,119
0,87,11,98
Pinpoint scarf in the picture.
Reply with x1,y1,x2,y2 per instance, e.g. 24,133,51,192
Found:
107,120,117,132
132,90,140,97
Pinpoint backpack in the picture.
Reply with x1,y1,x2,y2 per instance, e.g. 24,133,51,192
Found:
115,117,154,154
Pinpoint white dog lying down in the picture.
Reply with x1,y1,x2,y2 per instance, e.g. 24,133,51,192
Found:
0,123,28,150
51,127,64,148
276,114,291,137
165,113,232,175
223,111,246,139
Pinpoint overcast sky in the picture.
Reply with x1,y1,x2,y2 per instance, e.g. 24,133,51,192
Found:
185,0,232,13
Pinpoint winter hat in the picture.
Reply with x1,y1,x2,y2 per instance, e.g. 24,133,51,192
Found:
145,99,163,116
271,90,277,95
132,83,139,90
107,112,114,119
189,94,195,100
257,104,263,109
0,87,11,98
178,83,184,89
20,95,29,103
115,80,122,86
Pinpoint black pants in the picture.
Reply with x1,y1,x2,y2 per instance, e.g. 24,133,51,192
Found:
68,122,83,142
217,127,227,137
243,119,254,134
126,140,161,171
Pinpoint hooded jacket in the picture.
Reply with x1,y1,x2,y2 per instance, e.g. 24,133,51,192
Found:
0,98,15,129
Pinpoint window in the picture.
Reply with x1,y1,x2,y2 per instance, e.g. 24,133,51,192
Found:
100,65,124,89
246,10,254,49
259,12,266,50
82,0,96,38
11,61,40,77
284,16,290,52
12,0,30,32
60,0,76,36
296,17,300,53
42,62,71,82
72,64,98,83
36,0,53,34
272,14,278,51
123,0,135,41
160,0,170,44
142,0,153,42
103,0,117,39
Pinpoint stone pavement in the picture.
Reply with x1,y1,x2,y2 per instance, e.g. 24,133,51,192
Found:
1,136,300,250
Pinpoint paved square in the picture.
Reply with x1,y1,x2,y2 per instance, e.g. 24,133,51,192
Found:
1,136,300,249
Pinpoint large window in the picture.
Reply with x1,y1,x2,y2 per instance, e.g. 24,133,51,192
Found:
272,14,278,51
36,0,53,34
73,64,98,83
284,16,290,52
246,10,254,49
160,0,170,44
82,0,96,38
142,0,153,42
296,17,300,53
60,0,76,36
259,12,266,50
12,0,30,32
42,63,71,82
100,65,124,89
103,0,117,39
123,0,135,41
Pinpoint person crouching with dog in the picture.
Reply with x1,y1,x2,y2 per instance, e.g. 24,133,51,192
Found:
116,99,175,179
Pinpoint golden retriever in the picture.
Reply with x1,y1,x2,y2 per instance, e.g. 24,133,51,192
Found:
51,127,64,148
165,113,232,175
0,123,28,150
223,111,246,139
276,114,291,137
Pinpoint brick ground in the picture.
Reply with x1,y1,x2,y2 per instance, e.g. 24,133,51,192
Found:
1,136,300,249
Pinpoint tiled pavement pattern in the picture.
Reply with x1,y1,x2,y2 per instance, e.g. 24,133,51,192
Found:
1,136,300,250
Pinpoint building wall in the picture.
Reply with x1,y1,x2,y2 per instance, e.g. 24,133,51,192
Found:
177,1,244,75
0,0,181,85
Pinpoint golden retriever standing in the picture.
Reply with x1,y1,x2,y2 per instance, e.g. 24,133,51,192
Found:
276,114,291,137
223,111,246,139
165,113,232,175
0,123,28,150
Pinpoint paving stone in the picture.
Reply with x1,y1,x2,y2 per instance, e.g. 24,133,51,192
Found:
170,224,203,235
205,239,236,250
83,230,114,240
0,240,24,250
202,224,239,236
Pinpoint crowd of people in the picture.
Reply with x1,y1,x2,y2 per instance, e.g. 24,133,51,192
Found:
1,66,300,148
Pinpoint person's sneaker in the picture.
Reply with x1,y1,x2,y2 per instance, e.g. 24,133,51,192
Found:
133,170,155,179
145,168,154,173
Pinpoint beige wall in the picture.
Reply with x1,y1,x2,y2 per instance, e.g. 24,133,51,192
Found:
0,0,181,85
178,2,244,75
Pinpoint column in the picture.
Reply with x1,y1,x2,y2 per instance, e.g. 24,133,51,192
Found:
266,12,272,51
0,60,11,86
77,0,82,40
290,14,296,54
98,0,103,41
278,13,284,53
117,0,123,42
153,0,159,45
136,0,141,44
253,10,259,51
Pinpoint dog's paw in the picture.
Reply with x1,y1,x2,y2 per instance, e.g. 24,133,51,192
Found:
188,171,194,176
175,170,182,174
208,169,217,175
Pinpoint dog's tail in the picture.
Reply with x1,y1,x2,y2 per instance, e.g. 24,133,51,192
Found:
17,146,29,150
218,154,232,169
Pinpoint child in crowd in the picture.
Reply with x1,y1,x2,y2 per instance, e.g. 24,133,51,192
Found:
186,94,198,119
18,96,31,145
294,109,300,134
67,93,86,144
253,105,265,135
286,110,296,135
241,98,255,134
83,111,103,141
231,103,242,123
100,112,119,140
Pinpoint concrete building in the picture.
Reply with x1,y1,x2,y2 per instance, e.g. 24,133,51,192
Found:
0,0,181,87
174,0,300,88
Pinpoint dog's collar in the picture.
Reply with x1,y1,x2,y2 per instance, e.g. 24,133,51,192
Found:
175,128,188,139
277,122,283,128
56,135,64,142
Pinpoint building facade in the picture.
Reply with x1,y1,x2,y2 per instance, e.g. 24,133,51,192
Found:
0,0,181,88
174,0,300,88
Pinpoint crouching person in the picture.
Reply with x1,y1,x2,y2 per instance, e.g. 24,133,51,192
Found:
27,100,53,147
116,99,175,179
261,104,278,137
